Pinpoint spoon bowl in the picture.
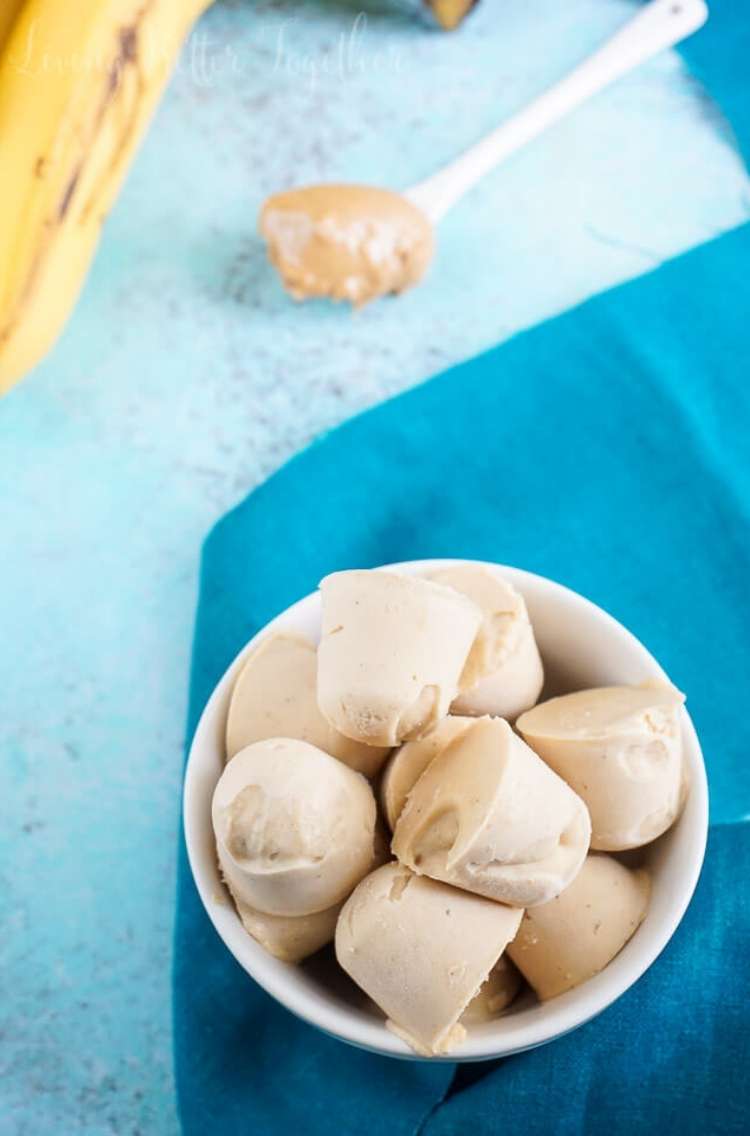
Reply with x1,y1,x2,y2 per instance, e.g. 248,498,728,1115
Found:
259,184,433,305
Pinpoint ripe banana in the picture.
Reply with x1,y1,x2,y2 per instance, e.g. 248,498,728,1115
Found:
0,0,212,394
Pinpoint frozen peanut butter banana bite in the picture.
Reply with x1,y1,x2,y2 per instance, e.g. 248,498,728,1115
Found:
380,715,475,830
392,716,590,907
231,898,342,965
228,822,391,963
212,738,377,917
259,185,434,306
336,862,523,1056
460,956,521,1024
317,570,482,747
424,564,544,719
507,854,650,1000
226,632,390,777
516,683,686,851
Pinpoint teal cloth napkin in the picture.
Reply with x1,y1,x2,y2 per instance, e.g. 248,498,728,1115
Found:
175,3,750,1131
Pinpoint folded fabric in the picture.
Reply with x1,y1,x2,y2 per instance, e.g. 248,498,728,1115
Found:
175,3,750,1132
425,821,750,1136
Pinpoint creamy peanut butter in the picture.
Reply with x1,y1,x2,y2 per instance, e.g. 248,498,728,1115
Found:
392,716,591,907
226,632,390,778
424,565,544,719
335,862,522,1056
460,956,521,1023
226,823,391,963
212,738,377,917
259,184,434,305
231,894,342,965
380,715,475,830
317,570,481,747
507,853,650,1000
517,683,686,850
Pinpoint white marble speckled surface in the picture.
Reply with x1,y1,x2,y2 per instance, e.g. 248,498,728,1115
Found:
1,1,748,1132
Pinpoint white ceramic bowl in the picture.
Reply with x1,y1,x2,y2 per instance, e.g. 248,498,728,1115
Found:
183,559,708,1062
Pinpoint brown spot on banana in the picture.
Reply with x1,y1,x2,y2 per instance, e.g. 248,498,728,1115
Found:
79,16,149,225
106,24,139,99
119,25,138,64
58,168,81,221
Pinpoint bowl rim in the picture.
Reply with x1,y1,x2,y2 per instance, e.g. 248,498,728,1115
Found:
183,558,709,1062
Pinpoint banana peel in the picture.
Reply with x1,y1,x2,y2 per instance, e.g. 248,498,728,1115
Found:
0,0,211,394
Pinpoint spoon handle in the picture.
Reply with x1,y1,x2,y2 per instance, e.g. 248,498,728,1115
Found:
406,0,708,222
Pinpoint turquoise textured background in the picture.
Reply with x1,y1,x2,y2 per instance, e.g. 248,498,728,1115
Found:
1,1,749,1132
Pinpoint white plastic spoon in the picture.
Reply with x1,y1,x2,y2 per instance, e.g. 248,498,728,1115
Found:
259,0,708,305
